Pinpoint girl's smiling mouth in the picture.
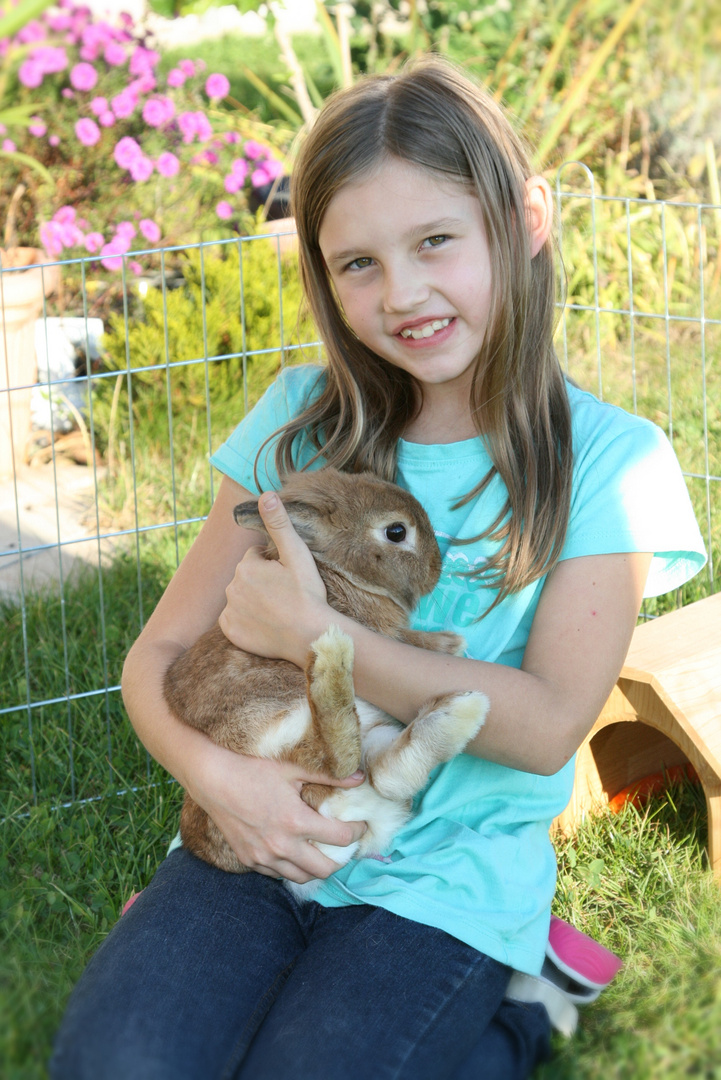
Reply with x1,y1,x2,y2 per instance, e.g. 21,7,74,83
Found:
397,317,455,341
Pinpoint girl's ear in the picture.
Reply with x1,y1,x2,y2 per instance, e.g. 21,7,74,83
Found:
524,176,554,258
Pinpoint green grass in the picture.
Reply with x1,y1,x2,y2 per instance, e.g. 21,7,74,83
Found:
538,781,721,1079
1,782,184,1080
2,767,719,1077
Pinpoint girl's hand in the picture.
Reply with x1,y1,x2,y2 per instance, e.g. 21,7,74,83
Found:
190,740,367,883
219,491,331,666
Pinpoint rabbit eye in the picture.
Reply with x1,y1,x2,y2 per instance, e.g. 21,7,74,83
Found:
384,522,407,543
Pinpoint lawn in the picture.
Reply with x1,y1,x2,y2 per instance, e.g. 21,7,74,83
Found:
3,739,720,1078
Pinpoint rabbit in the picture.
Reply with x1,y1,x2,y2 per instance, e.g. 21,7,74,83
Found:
164,467,488,898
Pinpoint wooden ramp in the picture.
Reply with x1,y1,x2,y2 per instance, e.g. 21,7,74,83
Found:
554,592,721,883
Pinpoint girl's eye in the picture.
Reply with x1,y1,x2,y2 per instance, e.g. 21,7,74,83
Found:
424,235,448,248
347,256,373,271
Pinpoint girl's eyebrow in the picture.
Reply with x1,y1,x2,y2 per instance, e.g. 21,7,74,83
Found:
324,217,468,268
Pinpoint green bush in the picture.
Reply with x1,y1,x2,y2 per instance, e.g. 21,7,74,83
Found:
102,237,314,405
92,236,318,529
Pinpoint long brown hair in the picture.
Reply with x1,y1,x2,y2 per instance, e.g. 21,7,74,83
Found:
266,57,572,609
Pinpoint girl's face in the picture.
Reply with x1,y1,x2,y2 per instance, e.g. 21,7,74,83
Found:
318,157,493,401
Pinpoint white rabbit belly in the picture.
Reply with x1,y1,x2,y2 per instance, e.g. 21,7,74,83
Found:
355,698,403,763
285,782,410,902
315,782,411,862
253,702,312,759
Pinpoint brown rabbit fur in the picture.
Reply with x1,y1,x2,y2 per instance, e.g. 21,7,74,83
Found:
164,467,488,896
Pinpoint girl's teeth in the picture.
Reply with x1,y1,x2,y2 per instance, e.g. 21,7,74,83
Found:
400,318,451,340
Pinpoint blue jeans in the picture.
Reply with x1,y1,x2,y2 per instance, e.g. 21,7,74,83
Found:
51,849,551,1080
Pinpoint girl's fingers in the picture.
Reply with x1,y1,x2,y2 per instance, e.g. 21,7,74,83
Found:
257,491,314,570
296,768,366,789
265,827,364,883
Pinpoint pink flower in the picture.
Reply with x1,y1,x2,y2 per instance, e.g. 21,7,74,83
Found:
62,88,75,99
224,172,243,194
142,96,175,128
111,91,137,119
216,201,233,220
205,73,230,99
194,112,213,142
129,73,156,95
99,110,116,127
33,45,69,74
231,158,248,183
90,96,108,115
82,21,114,52
100,240,126,272
29,119,47,137
139,219,161,243
84,232,104,254
253,157,283,184
129,261,143,276
177,111,196,143
167,68,185,88
49,135,61,147
251,166,269,188
114,136,142,168
48,13,72,32
70,61,98,91
38,46,68,73
243,140,265,160
18,60,43,88
57,221,84,248
17,19,46,44
101,231,132,269
156,151,180,178
178,59,195,77
53,206,76,225
104,42,126,66
129,46,160,76
129,155,153,182
79,44,99,62
40,221,64,258
115,221,136,241
75,118,101,146
177,110,212,144
2,139,17,153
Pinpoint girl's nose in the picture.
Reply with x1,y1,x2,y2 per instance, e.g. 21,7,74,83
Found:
382,265,430,314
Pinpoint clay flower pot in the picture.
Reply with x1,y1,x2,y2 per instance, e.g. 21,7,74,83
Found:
250,176,298,257
258,216,298,257
0,248,60,478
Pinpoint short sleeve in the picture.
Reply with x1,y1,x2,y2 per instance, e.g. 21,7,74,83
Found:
562,388,707,597
210,364,326,494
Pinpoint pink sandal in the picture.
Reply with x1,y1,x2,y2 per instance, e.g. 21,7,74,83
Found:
545,914,623,1002
121,891,141,917
506,916,623,1036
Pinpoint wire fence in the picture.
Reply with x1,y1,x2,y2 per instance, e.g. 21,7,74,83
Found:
1,167,719,814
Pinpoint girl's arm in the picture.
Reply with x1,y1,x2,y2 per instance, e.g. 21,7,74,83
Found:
220,491,652,776
121,474,367,884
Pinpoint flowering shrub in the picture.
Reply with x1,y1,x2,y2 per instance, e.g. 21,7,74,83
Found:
1,1,287,270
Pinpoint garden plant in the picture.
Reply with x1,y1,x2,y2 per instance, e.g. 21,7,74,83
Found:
1,0,288,258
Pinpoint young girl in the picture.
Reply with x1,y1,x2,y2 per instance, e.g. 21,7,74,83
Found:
52,58,706,1079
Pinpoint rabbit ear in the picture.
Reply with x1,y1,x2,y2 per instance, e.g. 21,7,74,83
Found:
280,500,326,547
232,498,320,547
232,501,265,534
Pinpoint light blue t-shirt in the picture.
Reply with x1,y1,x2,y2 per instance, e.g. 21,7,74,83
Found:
210,364,706,975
